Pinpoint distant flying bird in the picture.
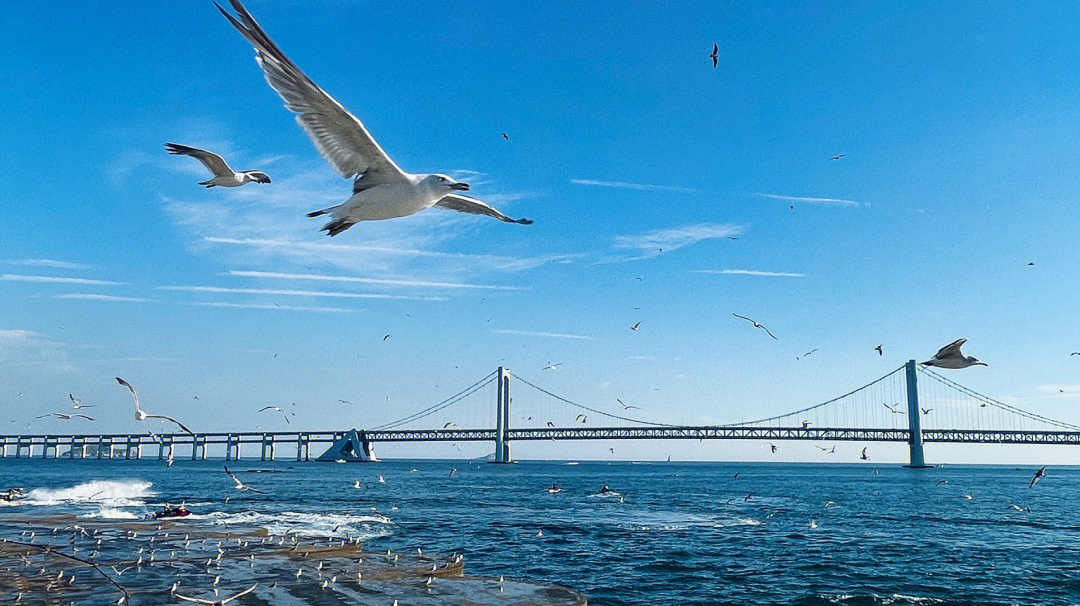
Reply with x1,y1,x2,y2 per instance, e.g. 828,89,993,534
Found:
709,43,719,68
542,362,563,371
224,464,265,494
765,442,777,453
164,143,270,187
921,338,986,369
815,445,835,454
258,406,290,424
874,345,883,356
860,447,869,461
802,349,818,358
920,408,932,415
616,398,639,411
382,334,391,341
115,377,194,435
732,313,777,339
174,583,258,605
575,414,587,424
1071,352,1080,356
216,0,531,235
883,402,902,415
809,518,817,530
546,421,555,428
936,479,948,487
1029,466,1046,488
448,468,457,478
36,412,93,421
831,154,845,161
69,394,92,409
501,133,509,141
630,321,641,331
1007,504,1031,513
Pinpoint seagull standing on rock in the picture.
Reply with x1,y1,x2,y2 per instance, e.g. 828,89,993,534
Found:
921,338,986,369
215,0,532,236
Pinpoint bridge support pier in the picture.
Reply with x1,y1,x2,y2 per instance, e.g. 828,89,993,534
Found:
97,437,109,459
125,436,141,460
158,436,174,462
904,359,933,469
261,434,275,462
15,438,30,459
192,436,207,460
42,437,57,459
297,433,310,462
0,438,8,458
491,367,512,464
225,434,241,461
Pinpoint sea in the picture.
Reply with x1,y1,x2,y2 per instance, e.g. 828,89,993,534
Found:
0,459,1070,605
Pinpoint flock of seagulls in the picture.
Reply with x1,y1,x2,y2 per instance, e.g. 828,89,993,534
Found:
156,0,531,238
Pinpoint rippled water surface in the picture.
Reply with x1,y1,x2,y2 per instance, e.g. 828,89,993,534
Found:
0,459,1074,605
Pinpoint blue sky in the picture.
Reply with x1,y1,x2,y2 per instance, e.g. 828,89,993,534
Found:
3,1,1080,463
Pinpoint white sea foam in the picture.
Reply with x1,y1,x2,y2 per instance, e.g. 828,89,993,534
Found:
191,510,394,539
81,507,139,520
22,480,155,507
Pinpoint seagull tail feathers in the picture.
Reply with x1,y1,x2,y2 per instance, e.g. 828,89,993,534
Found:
306,207,334,218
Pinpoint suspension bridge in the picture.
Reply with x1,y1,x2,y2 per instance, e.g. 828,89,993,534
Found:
2,360,1078,467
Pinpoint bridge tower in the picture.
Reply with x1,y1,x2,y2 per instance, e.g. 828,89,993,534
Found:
492,367,512,464
904,359,933,468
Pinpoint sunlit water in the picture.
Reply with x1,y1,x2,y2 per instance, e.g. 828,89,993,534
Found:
0,459,1073,605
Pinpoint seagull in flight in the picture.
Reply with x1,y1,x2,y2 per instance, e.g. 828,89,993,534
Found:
831,154,845,160
1029,466,1047,488
36,412,93,421
115,377,194,435
764,442,777,453
258,406,290,424
616,398,639,411
216,0,532,235
709,43,719,68
732,313,777,339
174,583,258,605
69,394,92,409
165,143,270,187
542,362,563,371
630,321,641,331
883,402,902,415
860,447,869,461
920,407,932,415
921,338,986,369
874,344,883,356
1007,504,1031,513
224,464,265,494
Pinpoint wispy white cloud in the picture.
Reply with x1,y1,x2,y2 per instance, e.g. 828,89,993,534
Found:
157,285,444,301
7,259,96,270
1037,384,1080,395
0,329,71,371
181,301,356,313
693,269,805,278
571,179,697,193
203,237,577,273
611,223,744,258
1,274,124,286
754,193,865,207
225,270,526,291
54,294,156,303
491,329,596,341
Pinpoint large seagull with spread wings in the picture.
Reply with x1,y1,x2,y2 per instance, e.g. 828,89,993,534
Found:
215,0,533,236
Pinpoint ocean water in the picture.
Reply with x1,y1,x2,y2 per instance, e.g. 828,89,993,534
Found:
0,459,1072,605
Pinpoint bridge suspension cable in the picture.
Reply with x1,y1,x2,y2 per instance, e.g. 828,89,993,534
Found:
509,372,676,426
916,366,1080,431
731,365,908,427
371,371,498,430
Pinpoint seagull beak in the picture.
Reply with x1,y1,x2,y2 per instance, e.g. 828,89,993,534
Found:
451,182,470,191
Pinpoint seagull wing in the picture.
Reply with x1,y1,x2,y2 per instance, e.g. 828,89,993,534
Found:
164,143,234,177
216,0,407,190
732,313,755,325
73,414,94,421
221,583,259,604
934,338,967,358
435,193,533,224
760,325,778,339
145,413,194,436
258,406,276,412
115,377,140,411
224,464,244,488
